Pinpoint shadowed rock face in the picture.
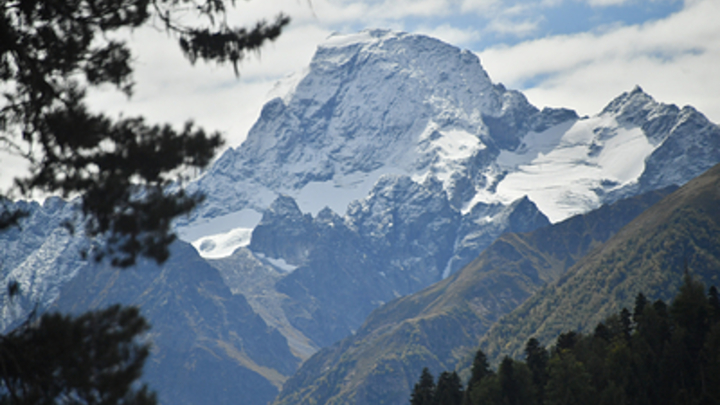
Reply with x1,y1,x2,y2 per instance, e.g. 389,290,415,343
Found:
244,174,549,348
50,241,300,405
272,186,676,405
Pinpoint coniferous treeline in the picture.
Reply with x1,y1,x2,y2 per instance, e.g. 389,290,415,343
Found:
410,274,720,405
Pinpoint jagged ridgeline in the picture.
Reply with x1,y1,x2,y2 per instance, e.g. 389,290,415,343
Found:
414,275,720,405
271,186,676,405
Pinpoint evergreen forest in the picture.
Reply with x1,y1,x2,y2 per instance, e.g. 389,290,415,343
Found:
410,274,720,405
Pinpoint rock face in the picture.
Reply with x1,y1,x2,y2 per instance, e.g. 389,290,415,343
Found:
243,175,548,347
271,186,677,405
0,198,83,331
50,242,300,405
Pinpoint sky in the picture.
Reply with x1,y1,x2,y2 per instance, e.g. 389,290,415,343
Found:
2,0,719,191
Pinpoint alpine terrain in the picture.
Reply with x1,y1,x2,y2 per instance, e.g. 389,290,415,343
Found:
1,29,719,405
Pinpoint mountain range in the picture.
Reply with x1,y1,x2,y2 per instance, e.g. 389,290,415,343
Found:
271,186,676,405
1,29,720,405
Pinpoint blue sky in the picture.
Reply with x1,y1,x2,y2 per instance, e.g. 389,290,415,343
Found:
2,0,718,190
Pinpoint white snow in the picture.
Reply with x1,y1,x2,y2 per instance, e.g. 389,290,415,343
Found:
488,115,655,222
178,29,670,259
254,253,299,273
191,227,254,259
176,209,262,241
294,167,407,215
176,209,262,259
322,31,381,49
264,257,298,273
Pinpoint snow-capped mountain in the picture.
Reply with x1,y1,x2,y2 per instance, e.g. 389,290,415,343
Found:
178,29,719,261
167,29,720,353
176,29,574,256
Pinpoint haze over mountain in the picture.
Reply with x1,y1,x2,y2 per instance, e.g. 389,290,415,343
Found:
1,29,719,405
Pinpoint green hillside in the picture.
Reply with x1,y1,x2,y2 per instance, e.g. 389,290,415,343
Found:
479,163,720,364
272,187,675,405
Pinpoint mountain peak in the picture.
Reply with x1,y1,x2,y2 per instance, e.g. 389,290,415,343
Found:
601,85,657,117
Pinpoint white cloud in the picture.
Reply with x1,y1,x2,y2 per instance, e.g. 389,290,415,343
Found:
478,0,720,122
85,23,331,150
3,0,718,195
486,17,542,36
461,0,500,13
586,0,629,6
416,24,482,47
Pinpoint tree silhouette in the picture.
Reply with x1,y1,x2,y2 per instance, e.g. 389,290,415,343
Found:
0,305,156,404
0,0,289,266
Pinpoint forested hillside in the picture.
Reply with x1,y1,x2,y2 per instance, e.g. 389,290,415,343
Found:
411,275,720,405
480,163,720,363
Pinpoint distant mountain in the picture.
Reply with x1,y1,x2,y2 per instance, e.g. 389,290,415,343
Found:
272,186,676,405
479,162,720,363
50,241,300,405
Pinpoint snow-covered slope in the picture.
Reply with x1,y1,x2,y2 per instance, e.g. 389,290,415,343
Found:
0,198,84,330
177,29,574,257
178,30,719,262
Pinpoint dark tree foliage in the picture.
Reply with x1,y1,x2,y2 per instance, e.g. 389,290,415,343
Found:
418,275,720,405
554,331,578,353
463,348,493,405
0,0,289,266
709,286,720,323
435,371,463,405
0,305,156,404
410,368,436,405
497,357,535,405
633,292,648,324
524,338,548,405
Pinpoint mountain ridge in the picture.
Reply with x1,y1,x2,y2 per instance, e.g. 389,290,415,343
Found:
272,186,677,405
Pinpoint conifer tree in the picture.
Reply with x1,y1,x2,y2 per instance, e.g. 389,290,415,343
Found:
435,371,463,405
524,338,548,405
0,305,155,404
544,351,594,405
463,349,492,405
410,368,436,405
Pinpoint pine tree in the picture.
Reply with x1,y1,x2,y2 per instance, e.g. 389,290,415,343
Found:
497,357,535,405
633,293,648,324
0,305,156,404
410,368,436,405
524,338,548,405
463,349,493,405
435,371,463,405
544,351,595,405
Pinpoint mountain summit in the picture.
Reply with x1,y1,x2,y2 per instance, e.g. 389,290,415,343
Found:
187,29,556,226
179,30,719,260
